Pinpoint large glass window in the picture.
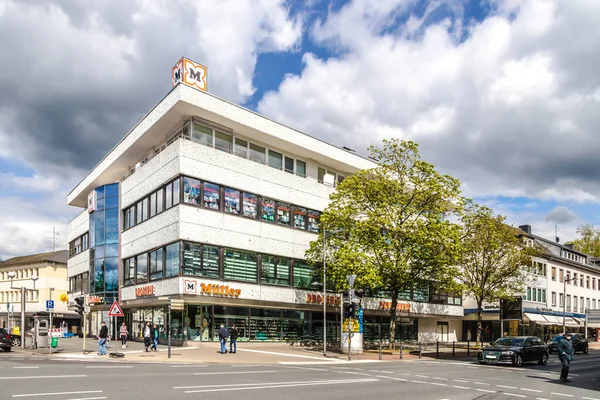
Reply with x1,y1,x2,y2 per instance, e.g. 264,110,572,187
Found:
136,254,148,283
224,188,240,215
183,242,202,276
150,248,164,281
105,209,118,244
193,123,213,147
284,157,294,174
183,177,201,206
249,143,266,164
105,257,118,292
293,206,306,230
276,202,290,226
203,246,220,278
150,191,157,217
224,249,257,283
165,242,180,277
215,131,232,153
293,260,316,289
124,208,132,230
307,210,320,233
142,198,149,221
204,183,220,210
243,193,258,219
296,160,306,178
156,188,164,214
261,198,275,222
124,258,135,286
94,258,104,293
234,138,248,158
268,150,283,170
261,256,290,286
94,210,105,246
136,201,143,224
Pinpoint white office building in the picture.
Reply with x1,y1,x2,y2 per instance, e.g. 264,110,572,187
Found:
66,58,464,344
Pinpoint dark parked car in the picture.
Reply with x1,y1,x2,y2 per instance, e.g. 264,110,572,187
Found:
548,333,588,354
478,336,549,367
0,328,12,352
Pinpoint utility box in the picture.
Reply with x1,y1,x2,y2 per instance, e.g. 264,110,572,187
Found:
35,318,49,348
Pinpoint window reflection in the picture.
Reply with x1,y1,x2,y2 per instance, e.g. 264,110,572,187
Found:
204,183,220,210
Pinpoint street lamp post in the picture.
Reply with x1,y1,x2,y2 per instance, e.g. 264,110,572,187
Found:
7,271,38,349
563,275,577,334
322,228,342,357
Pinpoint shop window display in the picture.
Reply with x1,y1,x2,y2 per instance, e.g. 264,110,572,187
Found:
183,177,201,206
224,188,240,214
307,210,320,233
243,193,258,218
203,183,220,210
276,203,290,226
293,206,306,230
224,249,257,283
261,198,275,222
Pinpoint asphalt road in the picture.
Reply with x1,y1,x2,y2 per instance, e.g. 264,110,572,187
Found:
0,349,599,400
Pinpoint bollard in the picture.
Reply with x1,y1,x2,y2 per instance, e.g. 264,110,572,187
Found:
378,325,382,360
400,342,403,359
452,341,455,357
467,340,470,356
419,342,422,358
436,341,439,358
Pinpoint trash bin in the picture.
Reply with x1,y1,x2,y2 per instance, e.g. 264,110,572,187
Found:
51,337,58,348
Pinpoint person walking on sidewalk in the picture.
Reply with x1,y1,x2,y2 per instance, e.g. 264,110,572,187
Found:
218,324,229,354
98,321,109,356
557,332,575,383
119,322,128,349
151,324,159,352
143,321,152,352
229,325,239,354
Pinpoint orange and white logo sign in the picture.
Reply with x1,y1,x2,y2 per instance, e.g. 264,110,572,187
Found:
172,57,207,91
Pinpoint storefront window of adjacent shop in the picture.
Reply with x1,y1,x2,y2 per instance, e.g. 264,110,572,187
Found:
203,183,220,210
261,256,290,286
276,203,290,226
165,242,180,277
124,258,135,285
293,260,316,289
224,249,257,283
293,206,307,230
137,254,148,283
224,188,240,215
261,198,275,222
150,248,164,280
307,210,320,233
183,177,201,206
243,193,258,218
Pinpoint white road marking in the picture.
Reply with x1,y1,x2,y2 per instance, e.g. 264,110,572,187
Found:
170,365,208,368
521,388,542,393
379,371,394,374
193,370,277,376
12,367,39,369
85,366,133,369
496,385,517,389
0,375,87,380
432,377,448,381
582,397,600,400
235,348,339,361
368,370,380,372
339,371,373,376
551,393,573,398
453,379,469,383
12,391,102,398
474,382,490,386
536,398,550,400
398,373,412,376
476,389,496,393
430,382,447,387
503,393,526,398
175,378,376,390
416,375,430,378
65,397,106,400
283,366,328,371
182,378,379,393
453,385,470,390
376,375,407,382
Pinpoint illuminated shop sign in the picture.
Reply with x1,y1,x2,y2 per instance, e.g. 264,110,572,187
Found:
378,301,410,311
305,293,341,306
172,57,207,91
135,285,156,298
184,280,242,297
87,191,96,213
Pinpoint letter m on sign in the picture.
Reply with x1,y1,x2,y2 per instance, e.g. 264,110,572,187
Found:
182,58,207,91
185,280,197,294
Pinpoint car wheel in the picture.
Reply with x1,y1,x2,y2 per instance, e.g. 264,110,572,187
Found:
11,337,20,346
538,353,548,365
513,354,523,367
583,345,589,354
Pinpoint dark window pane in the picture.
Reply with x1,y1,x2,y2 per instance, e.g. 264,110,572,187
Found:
249,143,265,164
136,201,143,223
150,192,157,217
96,197,105,211
224,249,257,283
268,150,282,170
156,188,164,214
142,198,149,221
105,183,118,198
124,209,131,230
94,258,105,293
96,186,105,199
183,242,202,276
129,205,136,227
204,183,220,210
293,206,307,230
215,130,232,153
150,249,163,280
277,203,290,226
106,244,118,257
261,198,275,222
105,209,118,244
166,183,173,208
224,188,240,214
124,258,135,286
94,210,105,246
261,255,289,285
173,179,180,205
105,196,118,209
285,157,294,173
308,210,320,233
105,257,118,292
183,177,201,205
136,254,148,283
165,242,180,277
202,245,220,278
243,193,258,219
193,123,213,146
293,260,315,289
234,138,248,158
277,257,290,284
89,215,95,247
296,160,306,178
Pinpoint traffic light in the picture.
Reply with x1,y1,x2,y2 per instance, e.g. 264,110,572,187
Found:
355,289,364,299
344,303,357,319
75,297,84,315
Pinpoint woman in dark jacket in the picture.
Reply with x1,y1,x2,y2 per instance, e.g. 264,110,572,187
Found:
229,325,239,354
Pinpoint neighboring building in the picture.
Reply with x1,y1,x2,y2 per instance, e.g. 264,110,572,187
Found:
66,58,464,343
0,251,78,333
463,225,600,341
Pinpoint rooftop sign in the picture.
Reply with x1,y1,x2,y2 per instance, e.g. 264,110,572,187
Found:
172,57,207,91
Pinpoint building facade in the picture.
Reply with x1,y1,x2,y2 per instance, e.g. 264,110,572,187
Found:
67,63,464,344
0,251,78,334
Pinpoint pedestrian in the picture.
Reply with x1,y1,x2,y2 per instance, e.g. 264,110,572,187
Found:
230,325,239,354
119,322,128,349
143,321,152,352
152,324,159,351
98,321,109,356
218,324,229,354
557,332,574,383
466,330,471,342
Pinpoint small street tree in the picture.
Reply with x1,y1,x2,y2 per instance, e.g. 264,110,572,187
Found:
306,139,464,348
567,224,600,257
457,203,539,344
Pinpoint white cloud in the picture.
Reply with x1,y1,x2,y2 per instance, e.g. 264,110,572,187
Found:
544,206,577,225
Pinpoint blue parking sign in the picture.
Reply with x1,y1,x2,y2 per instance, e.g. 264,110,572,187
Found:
46,300,54,310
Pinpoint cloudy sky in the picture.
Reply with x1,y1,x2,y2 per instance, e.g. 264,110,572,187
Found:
0,0,599,258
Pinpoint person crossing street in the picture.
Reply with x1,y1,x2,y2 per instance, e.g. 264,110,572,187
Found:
557,332,574,383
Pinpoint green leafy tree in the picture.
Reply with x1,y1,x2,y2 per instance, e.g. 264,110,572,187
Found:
457,203,539,343
567,224,600,257
306,139,464,348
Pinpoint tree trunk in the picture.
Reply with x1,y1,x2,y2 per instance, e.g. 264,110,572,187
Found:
476,299,483,347
388,288,398,350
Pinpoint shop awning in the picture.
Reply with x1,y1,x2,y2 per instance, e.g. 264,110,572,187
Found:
563,317,580,328
524,313,552,325
543,315,563,325
573,317,585,325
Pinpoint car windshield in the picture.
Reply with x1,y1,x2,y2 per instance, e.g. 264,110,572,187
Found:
492,338,524,347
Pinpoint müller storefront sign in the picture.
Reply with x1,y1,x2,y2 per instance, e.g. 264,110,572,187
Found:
184,280,241,297
305,293,341,306
378,301,410,311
